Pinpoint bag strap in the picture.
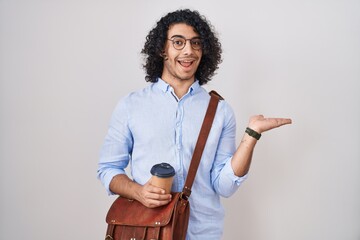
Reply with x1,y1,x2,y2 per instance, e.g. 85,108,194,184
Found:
181,90,224,199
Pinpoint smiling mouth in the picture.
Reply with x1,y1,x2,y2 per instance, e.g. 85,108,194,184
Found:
178,60,195,68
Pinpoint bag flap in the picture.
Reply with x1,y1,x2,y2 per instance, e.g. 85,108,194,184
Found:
106,192,182,227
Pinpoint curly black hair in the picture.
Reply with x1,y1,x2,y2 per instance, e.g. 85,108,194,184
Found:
141,9,222,85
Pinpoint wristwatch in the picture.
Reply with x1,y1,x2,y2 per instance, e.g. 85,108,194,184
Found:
245,127,261,140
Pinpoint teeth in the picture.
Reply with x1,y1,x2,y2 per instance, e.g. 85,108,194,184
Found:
179,61,192,67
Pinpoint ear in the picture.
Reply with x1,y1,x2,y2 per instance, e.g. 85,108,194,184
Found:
160,51,168,60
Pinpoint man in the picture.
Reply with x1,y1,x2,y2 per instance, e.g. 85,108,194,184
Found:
98,9,291,239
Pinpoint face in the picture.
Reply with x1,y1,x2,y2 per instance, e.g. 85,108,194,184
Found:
161,23,202,84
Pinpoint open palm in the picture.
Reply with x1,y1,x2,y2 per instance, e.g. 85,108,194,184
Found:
248,115,292,134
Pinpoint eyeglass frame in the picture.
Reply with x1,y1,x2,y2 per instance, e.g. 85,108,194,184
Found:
166,36,203,50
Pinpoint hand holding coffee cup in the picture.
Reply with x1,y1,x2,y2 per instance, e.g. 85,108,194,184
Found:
150,163,175,194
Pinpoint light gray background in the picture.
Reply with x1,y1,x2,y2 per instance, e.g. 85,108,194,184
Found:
1,0,359,239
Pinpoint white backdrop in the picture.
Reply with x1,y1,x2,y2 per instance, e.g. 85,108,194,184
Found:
1,0,359,239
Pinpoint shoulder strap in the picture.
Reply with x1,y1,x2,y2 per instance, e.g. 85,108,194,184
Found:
181,90,224,199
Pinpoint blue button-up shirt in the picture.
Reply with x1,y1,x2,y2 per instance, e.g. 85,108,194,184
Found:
98,78,247,239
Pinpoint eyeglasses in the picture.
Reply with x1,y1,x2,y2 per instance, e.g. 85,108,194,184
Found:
167,36,202,50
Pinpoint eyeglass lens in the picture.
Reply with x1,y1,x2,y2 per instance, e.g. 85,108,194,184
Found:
171,37,202,50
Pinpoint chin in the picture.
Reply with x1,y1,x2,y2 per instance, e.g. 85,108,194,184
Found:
179,76,195,81
177,72,196,81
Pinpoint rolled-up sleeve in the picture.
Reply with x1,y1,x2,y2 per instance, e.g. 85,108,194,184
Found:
97,98,133,195
216,159,248,197
211,102,248,198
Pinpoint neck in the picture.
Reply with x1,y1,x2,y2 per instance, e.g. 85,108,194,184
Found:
173,81,194,99
162,77,195,99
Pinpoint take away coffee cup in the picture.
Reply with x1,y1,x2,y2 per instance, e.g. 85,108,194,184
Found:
150,163,175,194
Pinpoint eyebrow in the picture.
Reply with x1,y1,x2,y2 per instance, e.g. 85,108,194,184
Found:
169,34,201,39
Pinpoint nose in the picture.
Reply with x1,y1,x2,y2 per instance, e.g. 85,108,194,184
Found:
182,39,195,54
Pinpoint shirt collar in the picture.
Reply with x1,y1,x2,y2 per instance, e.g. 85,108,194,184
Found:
155,78,200,95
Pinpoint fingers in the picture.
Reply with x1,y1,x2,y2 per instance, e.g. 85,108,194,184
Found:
140,183,172,208
278,118,292,126
264,118,292,132
267,118,292,127
146,196,172,208
275,118,292,127
145,190,172,201
249,115,292,133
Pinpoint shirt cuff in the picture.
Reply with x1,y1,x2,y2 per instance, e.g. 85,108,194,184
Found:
223,158,248,186
98,168,125,195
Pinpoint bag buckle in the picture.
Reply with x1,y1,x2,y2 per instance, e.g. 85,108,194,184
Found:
180,187,191,200
179,192,188,200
